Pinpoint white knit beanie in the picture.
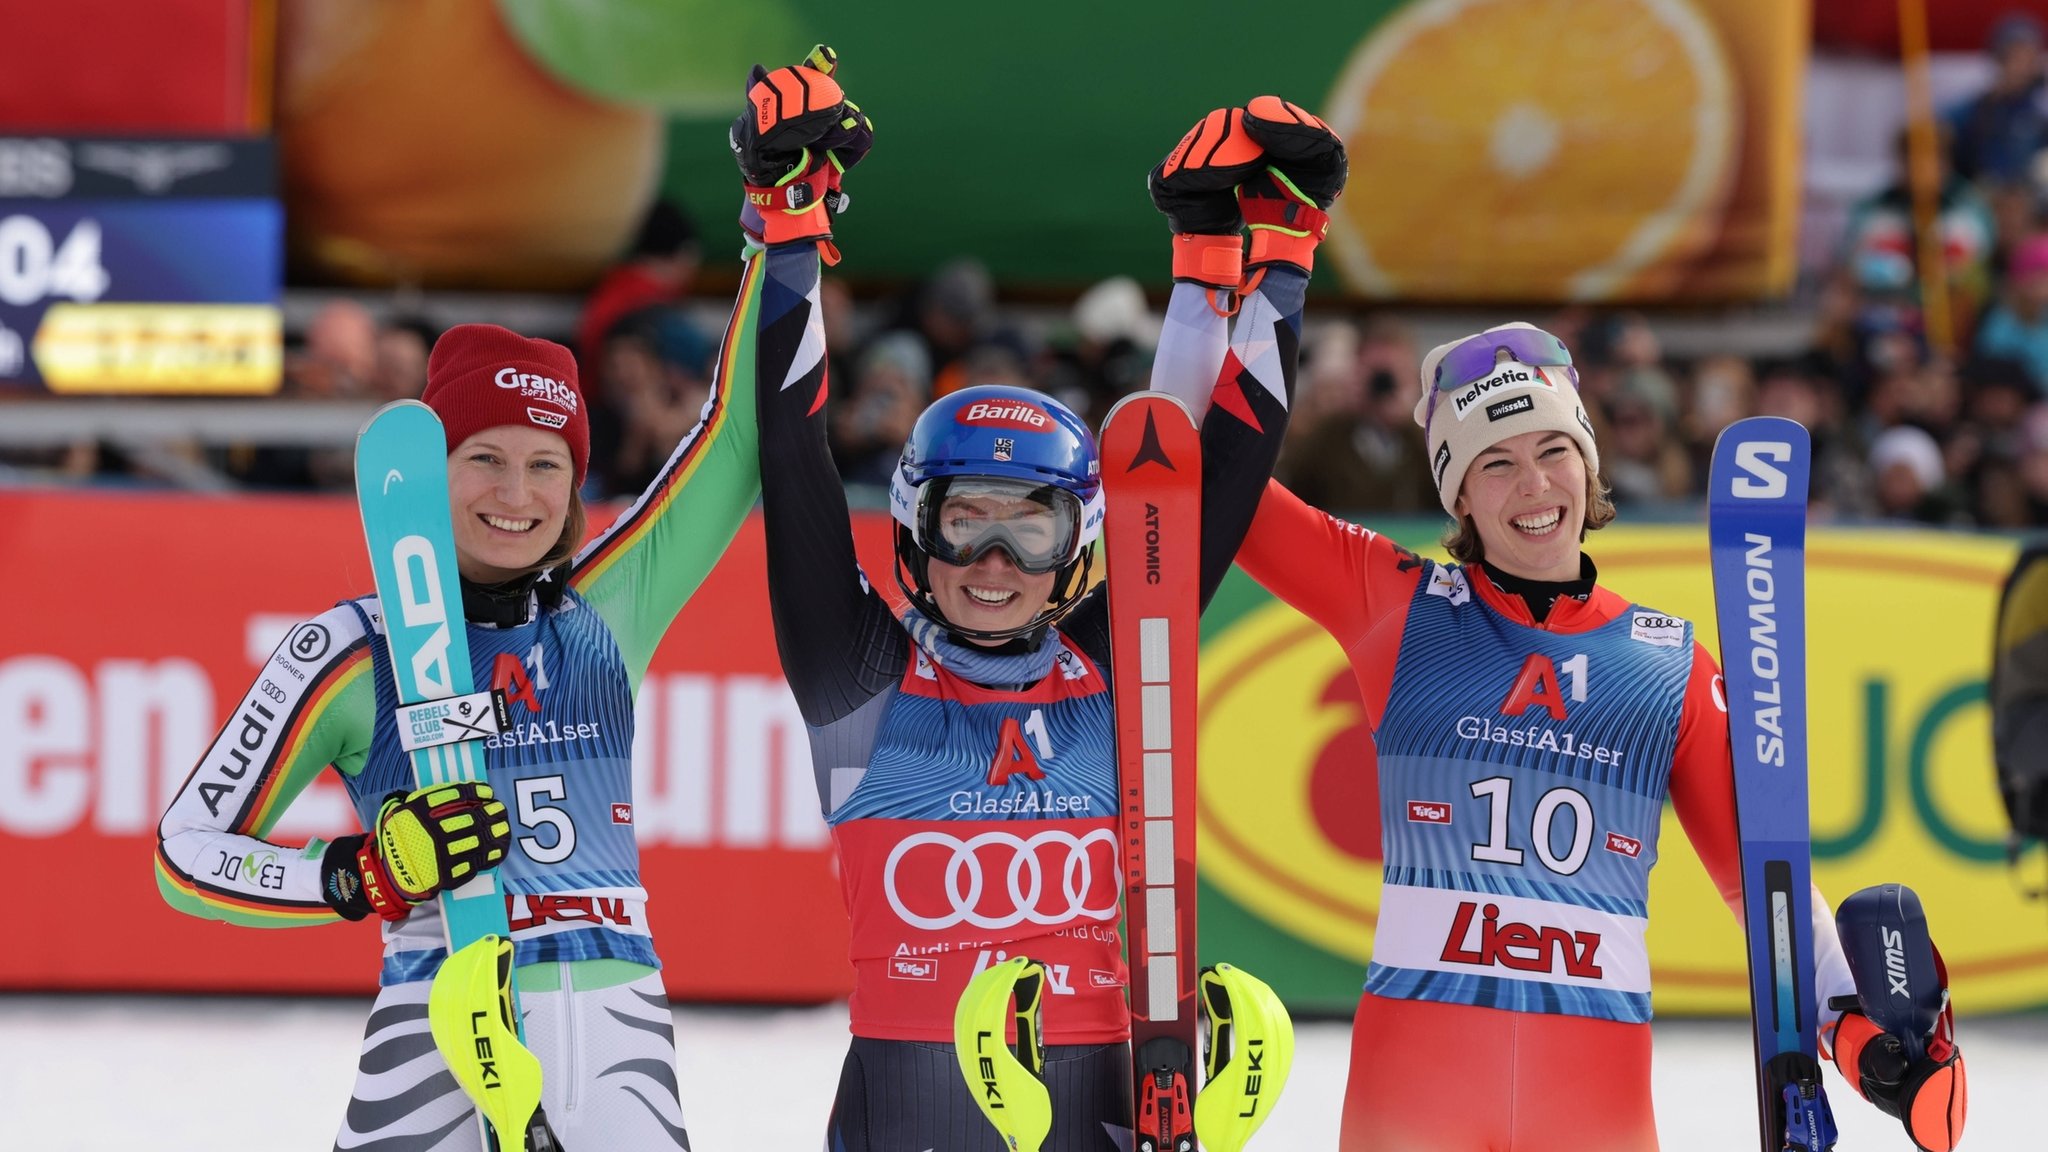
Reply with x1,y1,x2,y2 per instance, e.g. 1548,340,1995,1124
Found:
1411,322,1601,515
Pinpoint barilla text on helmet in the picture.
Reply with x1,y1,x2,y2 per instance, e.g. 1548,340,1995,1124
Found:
955,399,1052,431
1448,362,1556,423
494,366,580,413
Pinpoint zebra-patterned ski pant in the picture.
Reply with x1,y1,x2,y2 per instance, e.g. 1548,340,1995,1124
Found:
334,965,691,1151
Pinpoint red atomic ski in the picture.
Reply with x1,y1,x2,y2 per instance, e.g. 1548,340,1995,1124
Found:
1100,391,1203,1152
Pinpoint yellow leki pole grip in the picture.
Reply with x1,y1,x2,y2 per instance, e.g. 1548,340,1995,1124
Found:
429,935,545,1145
955,956,1053,1152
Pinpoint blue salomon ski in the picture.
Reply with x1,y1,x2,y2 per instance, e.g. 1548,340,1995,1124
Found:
356,400,554,1151
1708,417,1837,1152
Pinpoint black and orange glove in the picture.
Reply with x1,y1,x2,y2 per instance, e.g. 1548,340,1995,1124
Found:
1237,95,1347,277
1826,993,1966,1151
1149,106,1268,289
729,45,874,256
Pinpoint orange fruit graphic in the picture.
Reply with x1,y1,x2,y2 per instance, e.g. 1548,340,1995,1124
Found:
1322,0,1738,302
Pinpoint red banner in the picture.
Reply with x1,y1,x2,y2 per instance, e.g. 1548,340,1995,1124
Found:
0,489,895,1001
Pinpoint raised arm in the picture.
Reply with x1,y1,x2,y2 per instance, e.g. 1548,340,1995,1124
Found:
1141,98,1349,608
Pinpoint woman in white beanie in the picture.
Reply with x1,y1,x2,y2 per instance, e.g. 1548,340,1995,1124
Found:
1164,318,1963,1149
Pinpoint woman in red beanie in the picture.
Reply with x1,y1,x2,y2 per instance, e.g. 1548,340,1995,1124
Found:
151,56,871,1147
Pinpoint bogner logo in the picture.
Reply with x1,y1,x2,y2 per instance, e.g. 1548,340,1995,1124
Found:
958,400,1051,430
1451,363,1551,422
1439,900,1604,978
1407,801,1452,824
494,367,580,413
392,536,456,698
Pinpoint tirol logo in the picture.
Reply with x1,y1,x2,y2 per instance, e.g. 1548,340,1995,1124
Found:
494,366,580,414
889,957,938,982
958,400,1052,432
1451,363,1552,422
1407,801,1451,824
1605,831,1643,858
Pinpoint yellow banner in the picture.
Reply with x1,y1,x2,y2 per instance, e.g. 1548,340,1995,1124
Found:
1199,526,2048,1013
33,303,282,395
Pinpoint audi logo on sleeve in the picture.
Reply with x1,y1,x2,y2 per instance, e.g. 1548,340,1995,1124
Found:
882,827,1120,930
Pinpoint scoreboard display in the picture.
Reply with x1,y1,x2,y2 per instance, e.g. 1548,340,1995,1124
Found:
0,136,281,395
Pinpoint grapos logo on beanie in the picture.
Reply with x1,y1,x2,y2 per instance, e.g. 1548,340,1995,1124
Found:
423,323,590,485
493,367,580,414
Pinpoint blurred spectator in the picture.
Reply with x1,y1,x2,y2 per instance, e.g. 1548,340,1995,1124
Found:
831,331,930,487
1602,368,1693,506
588,306,714,499
1947,14,2048,187
1682,354,1756,480
371,316,437,401
1042,276,1156,425
1976,233,2048,392
1754,359,1872,518
1870,424,1967,524
820,275,861,409
915,259,997,399
575,199,701,400
1276,316,1430,513
292,299,378,398
1841,123,1997,342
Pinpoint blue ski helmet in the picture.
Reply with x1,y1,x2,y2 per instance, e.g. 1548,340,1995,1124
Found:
890,385,1104,642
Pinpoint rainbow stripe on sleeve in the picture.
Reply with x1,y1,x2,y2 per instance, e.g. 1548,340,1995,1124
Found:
572,253,763,594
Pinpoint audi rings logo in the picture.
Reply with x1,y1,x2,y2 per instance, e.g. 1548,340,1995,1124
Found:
883,829,1120,931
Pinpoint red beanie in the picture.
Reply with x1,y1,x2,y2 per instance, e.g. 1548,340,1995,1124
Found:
422,323,589,485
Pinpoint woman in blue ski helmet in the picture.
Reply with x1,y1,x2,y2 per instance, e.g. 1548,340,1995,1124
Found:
889,383,1104,644
754,91,1312,1152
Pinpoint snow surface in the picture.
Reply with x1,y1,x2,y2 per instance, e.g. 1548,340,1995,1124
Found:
0,996,2037,1150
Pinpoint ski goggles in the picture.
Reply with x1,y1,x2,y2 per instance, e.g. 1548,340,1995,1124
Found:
913,476,1086,575
1424,327,1579,430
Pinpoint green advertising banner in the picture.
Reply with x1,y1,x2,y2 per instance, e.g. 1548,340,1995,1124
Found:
1194,523,2048,1017
278,0,1808,302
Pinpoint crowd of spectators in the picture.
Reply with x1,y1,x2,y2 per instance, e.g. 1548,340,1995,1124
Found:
9,11,2048,534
